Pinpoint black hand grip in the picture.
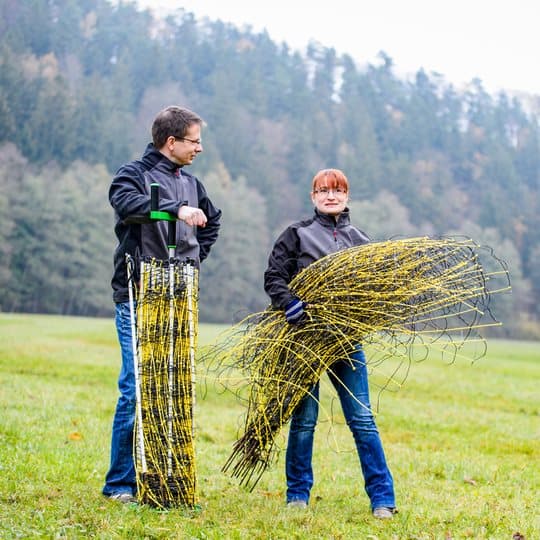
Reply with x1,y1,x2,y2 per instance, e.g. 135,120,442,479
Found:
150,183,159,212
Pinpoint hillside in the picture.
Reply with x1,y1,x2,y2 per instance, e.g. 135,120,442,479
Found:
0,0,538,337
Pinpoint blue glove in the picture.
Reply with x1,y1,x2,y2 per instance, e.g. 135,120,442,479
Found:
285,298,307,324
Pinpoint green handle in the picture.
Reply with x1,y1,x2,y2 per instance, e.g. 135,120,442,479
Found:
150,210,176,221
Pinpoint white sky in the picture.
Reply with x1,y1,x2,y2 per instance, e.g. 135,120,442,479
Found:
135,0,540,96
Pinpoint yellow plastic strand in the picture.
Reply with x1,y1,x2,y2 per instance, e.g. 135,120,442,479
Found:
134,257,199,508
202,236,511,490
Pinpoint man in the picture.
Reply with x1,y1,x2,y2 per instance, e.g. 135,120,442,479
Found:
103,106,221,503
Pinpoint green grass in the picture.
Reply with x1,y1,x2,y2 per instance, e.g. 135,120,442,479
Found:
0,313,538,539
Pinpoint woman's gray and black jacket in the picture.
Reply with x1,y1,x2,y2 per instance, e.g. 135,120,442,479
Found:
264,208,369,310
109,143,222,304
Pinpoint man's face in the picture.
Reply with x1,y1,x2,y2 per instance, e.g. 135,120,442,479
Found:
168,123,203,166
311,185,349,216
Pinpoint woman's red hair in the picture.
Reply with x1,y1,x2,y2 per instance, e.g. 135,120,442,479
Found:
311,169,349,193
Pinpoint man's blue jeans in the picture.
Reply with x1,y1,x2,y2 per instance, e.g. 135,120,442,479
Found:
102,302,137,497
286,347,395,510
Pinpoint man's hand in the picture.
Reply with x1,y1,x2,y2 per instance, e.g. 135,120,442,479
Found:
285,298,308,324
178,205,207,227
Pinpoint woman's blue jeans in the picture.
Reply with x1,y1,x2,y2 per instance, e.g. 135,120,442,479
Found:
102,302,137,497
286,347,395,510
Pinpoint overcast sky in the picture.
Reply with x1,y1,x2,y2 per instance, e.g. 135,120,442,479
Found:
135,0,540,96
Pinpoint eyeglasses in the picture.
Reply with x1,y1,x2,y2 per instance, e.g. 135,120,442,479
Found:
313,187,347,197
174,136,202,146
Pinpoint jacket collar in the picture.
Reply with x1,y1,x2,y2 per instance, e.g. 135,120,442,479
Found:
141,143,182,174
314,207,351,228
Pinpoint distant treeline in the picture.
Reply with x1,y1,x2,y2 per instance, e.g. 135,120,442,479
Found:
0,0,538,337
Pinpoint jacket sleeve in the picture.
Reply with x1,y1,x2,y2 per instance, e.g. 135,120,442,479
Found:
109,165,152,223
264,226,300,309
196,180,222,262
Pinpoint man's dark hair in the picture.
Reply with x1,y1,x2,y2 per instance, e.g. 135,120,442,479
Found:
152,106,203,148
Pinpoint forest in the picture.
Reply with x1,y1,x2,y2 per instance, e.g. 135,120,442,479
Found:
0,0,539,338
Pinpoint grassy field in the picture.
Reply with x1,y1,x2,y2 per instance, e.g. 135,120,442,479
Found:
0,313,538,539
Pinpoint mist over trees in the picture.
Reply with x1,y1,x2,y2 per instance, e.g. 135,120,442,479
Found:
0,0,539,337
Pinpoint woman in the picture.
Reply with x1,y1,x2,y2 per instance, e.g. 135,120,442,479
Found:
263,168,396,519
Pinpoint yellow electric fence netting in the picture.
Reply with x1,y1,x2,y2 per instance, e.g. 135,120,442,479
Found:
202,236,511,490
130,256,199,508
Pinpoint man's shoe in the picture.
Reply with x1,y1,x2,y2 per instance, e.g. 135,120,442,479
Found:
287,500,308,509
373,506,394,519
109,492,137,504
